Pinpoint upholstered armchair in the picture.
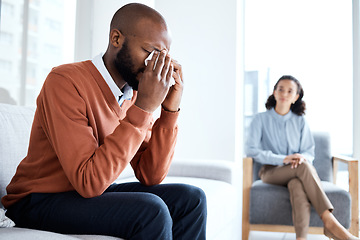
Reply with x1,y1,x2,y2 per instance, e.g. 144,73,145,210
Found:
242,132,359,240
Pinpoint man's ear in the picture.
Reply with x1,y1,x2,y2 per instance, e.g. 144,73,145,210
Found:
110,29,125,48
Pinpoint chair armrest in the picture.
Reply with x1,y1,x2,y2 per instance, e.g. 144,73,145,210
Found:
333,155,358,163
243,157,253,190
167,158,235,184
332,155,358,184
333,155,359,236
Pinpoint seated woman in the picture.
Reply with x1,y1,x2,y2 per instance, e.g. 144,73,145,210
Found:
245,75,358,240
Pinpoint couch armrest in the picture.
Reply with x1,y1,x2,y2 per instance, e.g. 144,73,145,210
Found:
167,158,235,184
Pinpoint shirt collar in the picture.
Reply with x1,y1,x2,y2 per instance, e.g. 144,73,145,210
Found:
269,107,293,121
91,53,133,102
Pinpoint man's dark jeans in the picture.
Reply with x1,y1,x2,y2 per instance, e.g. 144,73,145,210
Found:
6,182,207,240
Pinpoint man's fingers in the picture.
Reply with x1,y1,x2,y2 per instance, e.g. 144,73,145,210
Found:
171,59,183,81
161,55,172,81
153,50,167,74
166,64,174,84
171,59,180,70
146,50,159,71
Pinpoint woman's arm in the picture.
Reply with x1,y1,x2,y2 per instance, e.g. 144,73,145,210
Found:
299,118,315,164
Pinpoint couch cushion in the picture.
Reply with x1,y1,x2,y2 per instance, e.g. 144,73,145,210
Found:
0,104,35,209
0,227,123,240
0,227,80,240
249,180,351,228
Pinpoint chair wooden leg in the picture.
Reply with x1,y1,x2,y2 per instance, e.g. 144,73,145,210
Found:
242,220,250,240
348,161,359,237
242,193,250,240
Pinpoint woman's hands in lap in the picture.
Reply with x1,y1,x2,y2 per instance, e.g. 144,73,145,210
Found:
284,153,306,169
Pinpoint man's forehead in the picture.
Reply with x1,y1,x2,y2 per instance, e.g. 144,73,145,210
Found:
133,33,171,52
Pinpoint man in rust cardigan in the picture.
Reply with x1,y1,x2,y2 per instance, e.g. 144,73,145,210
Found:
2,3,206,239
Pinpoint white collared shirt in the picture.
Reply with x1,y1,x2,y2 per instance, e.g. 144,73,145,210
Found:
92,53,133,106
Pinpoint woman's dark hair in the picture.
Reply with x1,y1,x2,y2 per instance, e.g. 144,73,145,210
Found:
265,75,306,116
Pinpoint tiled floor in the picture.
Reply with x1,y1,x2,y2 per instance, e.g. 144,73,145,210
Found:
249,231,329,240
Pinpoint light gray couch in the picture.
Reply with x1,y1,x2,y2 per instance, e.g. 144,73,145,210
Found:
0,103,240,240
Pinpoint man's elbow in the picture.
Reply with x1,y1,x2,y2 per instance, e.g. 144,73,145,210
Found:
75,185,106,199
138,174,165,186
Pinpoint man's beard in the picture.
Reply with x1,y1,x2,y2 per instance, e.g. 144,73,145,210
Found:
114,40,144,91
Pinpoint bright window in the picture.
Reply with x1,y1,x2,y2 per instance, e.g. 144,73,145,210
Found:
0,0,76,106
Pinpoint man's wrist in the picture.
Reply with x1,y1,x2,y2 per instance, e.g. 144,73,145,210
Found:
161,104,180,112
158,107,179,128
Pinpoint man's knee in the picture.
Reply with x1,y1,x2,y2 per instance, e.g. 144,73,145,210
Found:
179,185,207,223
147,194,172,224
180,185,207,208
170,185,207,239
130,194,172,239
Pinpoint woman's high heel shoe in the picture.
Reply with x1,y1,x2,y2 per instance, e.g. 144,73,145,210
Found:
324,227,360,240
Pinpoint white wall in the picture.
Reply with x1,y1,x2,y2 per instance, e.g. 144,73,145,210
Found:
155,0,243,162
75,0,93,61
75,0,154,61
75,0,244,162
